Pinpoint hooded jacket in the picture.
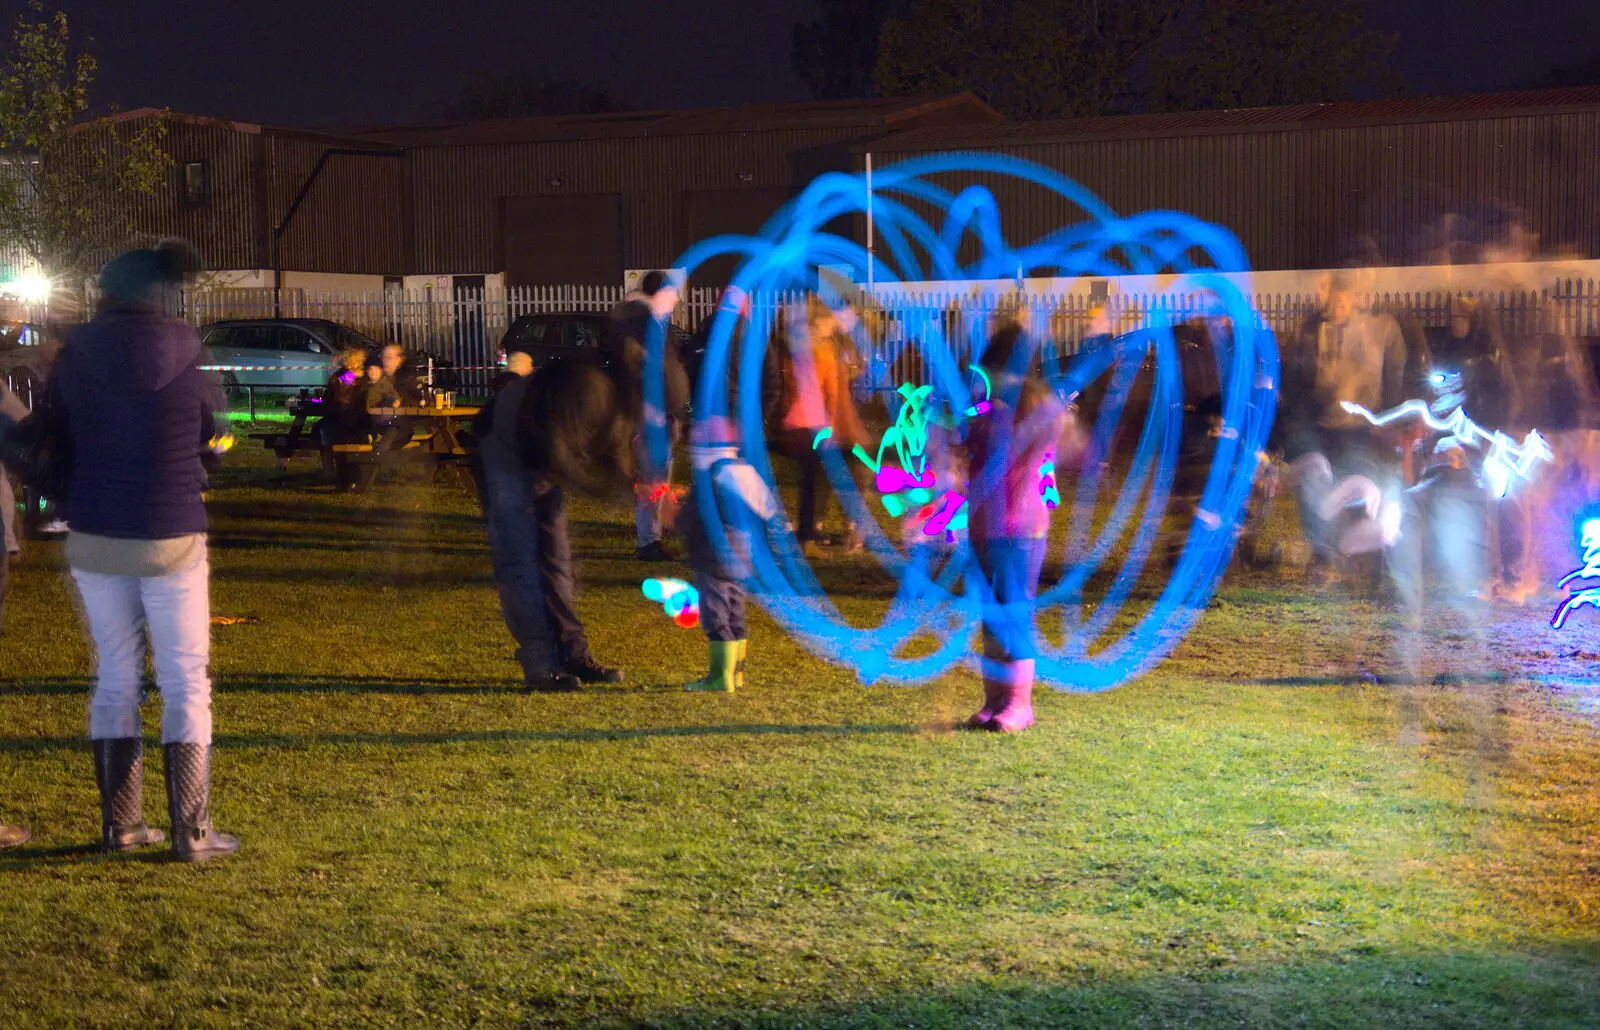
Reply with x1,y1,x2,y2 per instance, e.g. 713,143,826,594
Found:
56,305,219,540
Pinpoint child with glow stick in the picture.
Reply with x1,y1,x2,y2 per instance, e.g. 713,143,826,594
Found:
964,311,1082,731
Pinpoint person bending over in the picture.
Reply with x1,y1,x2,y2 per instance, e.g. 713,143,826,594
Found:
473,357,633,686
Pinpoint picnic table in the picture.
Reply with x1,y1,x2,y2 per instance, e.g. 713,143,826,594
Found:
248,400,482,485
349,404,483,490
248,395,330,470
361,405,481,458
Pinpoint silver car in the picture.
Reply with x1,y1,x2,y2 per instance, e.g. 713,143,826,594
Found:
201,319,381,395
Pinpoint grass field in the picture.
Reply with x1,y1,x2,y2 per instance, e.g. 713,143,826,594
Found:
1,428,1597,1028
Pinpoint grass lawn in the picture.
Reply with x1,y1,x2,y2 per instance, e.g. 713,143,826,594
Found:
1,428,1597,1028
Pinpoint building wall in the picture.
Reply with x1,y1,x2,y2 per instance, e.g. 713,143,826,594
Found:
107,115,263,270
402,126,899,278
267,137,406,275
72,104,1600,286
59,114,406,276
862,110,1600,272
207,269,391,292
1291,114,1600,268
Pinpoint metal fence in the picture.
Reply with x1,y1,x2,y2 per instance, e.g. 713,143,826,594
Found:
170,278,1600,389
7,279,1595,401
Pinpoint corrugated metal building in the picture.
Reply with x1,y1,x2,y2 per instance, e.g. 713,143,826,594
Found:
67,87,1600,285
73,111,405,278
79,96,999,288
856,87,1600,272
346,95,999,285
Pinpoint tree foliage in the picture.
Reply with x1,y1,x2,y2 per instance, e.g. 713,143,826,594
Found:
874,0,1175,118
0,2,169,287
1542,52,1600,88
441,67,626,120
1149,0,1399,111
792,0,904,101
866,0,1396,119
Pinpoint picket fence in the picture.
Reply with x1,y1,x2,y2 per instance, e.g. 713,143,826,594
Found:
176,279,1600,391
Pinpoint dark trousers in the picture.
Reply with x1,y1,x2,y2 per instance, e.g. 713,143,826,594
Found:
530,480,594,664
354,416,414,490
782,429,872,545
696,566,748,642
372,416,412,451
971,536,1047,661
685,509,750,643
782,428,829,544
483,470,555,674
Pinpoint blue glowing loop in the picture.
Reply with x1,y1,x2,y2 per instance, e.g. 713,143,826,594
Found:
648,153,1279,691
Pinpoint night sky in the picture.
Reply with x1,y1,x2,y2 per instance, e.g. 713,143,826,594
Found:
0,0,1594,129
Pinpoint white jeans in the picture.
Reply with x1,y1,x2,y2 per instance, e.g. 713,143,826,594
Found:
72,559,212,744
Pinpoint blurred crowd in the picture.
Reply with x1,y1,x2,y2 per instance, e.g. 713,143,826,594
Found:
3,242,1599,856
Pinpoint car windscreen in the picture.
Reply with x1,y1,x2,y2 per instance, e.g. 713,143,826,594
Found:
507,319,557,347
327,324,380,354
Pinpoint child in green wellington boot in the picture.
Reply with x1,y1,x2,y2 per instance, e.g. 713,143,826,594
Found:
678,416,780,692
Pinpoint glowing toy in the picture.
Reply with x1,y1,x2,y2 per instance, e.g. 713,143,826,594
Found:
1038,452,1060,509
1551,518,1600,630
921,491,969,541
642,578,700,629
840,382,942,518
964,366,993,418
642,152,1278,690
637,483,686,505
875,382,935,477
1339,400,1554,499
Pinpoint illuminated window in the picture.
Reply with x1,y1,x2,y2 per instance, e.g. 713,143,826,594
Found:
182,161,209,206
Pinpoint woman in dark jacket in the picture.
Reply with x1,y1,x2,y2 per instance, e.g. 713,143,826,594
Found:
57,242,238,861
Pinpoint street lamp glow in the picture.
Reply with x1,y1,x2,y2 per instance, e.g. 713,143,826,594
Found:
3,273,52,304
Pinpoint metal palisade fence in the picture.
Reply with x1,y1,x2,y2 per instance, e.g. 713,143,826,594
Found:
171,278,1600,389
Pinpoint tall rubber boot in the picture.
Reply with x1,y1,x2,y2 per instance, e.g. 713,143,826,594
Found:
163,743,239,862
984,660,1036,733
732,640,748,691
684,641,742,692
967,673,1005,728
93,738,165,852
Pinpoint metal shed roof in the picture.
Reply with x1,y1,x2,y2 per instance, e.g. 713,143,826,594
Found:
336,94,1000,148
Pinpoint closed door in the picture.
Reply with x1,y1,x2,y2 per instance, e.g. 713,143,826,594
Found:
681,188,790,287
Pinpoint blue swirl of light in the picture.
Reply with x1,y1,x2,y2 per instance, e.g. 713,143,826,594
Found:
640,152,1279,691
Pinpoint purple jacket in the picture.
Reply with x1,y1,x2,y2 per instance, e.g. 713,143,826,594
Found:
57,306,219,540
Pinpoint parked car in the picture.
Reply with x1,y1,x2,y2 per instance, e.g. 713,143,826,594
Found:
203,318,467,398
201,318,378,396
498,312,692,373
